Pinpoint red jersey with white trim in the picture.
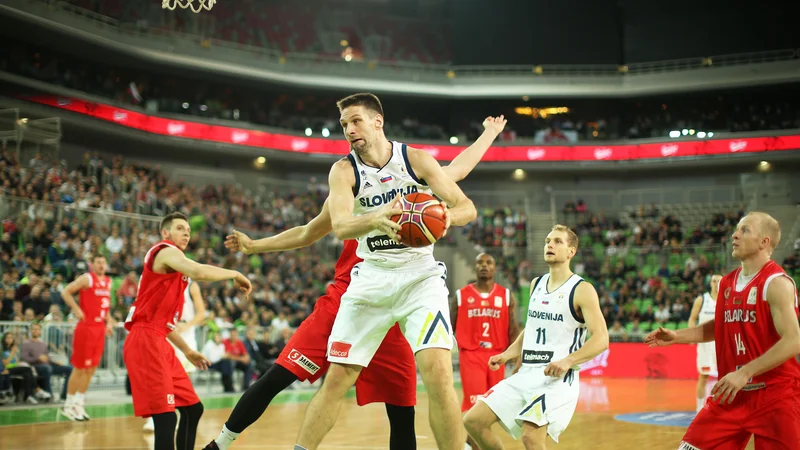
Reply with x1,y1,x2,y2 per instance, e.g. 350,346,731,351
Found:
78,272,112,326
715,260,800,388
455,283,510,351
124,240,189,335
317,240,361,310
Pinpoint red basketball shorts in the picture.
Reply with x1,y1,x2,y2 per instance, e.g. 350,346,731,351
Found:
458,349,505,411
276,293,417,407
71,322,106,369
681,379,800,450
124,325,200,418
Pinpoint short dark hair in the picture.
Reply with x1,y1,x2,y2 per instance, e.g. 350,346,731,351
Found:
91,254,106,262
160,212,189,231
336,93,384,117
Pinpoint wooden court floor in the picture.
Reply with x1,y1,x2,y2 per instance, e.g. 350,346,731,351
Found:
0,378,755,450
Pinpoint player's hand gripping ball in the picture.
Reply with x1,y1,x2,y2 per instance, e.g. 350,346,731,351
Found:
390,192,448,247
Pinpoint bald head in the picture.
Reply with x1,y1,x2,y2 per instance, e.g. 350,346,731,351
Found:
747,212,781,251
475,253,497,281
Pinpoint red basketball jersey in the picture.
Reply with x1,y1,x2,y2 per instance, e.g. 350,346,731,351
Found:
317,240,362,311
455,283,510,351
715,260,800,388
78,272,111,326
124,240,189,335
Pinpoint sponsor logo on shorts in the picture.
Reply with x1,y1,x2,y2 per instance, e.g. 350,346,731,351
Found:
522,349,554,364
167,394,175,405
329,342,352,358
468,395,478,404
416,311,452,347
366,235,405,252
288,349,320,375
679,441,701,450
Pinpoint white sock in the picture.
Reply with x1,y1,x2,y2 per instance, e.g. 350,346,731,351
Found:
76,392,85,405
696,397,705,412
465,444,473,450
216,425,240,450
294,446,308,450
65,394,75,406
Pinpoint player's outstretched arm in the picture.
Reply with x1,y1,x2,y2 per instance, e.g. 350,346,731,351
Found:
737,276,800,379
687,295,703,328
441,116,506,182
407,148,476,227
226,200,334,254
545,283,609,377
60,274,90,321
327,159,401,240
155,247,252,298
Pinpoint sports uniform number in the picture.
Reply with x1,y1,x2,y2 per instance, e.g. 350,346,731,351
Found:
100,297,110,319
482,323,490,337
734,333,746,355
536,327,547,345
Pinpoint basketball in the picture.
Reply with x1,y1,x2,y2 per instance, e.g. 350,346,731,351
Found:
390,192,447,248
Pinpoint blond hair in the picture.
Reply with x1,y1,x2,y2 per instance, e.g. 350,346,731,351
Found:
551,224,579,249
748,212,781,250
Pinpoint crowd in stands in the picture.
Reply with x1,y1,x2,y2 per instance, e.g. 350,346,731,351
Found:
5,36,800,145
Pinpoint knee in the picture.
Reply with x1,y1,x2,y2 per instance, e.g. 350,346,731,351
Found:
321,364,360,394
462,406,490,435
416,349,452,380
521,430,545,450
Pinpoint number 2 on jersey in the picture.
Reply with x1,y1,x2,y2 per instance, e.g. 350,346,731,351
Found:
536,327,547,345
482,323,490,337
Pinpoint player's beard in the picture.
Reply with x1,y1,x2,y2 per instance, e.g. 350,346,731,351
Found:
351,138,369,156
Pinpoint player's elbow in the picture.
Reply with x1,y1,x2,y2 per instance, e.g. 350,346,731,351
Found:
455,198,477,225
593,328,610,351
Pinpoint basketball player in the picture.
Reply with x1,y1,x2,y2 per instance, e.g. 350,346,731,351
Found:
59,254,113,422
124,212,252,450
452,253,519,450
144,278,206,432
205,114,507,450
463,225,609,450
687,273,722,412
646,212,800,450
291,92,477,450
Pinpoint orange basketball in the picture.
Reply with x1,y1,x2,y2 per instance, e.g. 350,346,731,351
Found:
390,192,447,248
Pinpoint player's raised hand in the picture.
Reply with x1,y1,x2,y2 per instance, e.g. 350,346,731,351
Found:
372,196,402,241
184,350,211,371
544,359,571,378
225,230,253,255
234,272,253,300
711,370,749,404
645,327,678,347
488,352,512,371
482,115,507,136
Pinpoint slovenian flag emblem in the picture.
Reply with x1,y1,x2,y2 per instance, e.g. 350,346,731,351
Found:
380,176,393,183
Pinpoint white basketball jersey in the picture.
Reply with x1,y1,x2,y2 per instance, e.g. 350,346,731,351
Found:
181,279,195,323
521,273,587,370
698,292,716,325
349,141,435,268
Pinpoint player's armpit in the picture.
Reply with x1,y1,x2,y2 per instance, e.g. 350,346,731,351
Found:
740,276,800,378
406,147,476,226
564,282,609,367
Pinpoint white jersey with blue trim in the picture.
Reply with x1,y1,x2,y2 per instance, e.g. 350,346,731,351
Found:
521,273,587,371
698,292,715,325
348,141,435,268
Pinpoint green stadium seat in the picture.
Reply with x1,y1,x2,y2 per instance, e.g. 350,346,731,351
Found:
640,321,653,332
664,322,678,330
625,322,634,333
640,299,653,312
678,321,689,329
646,254,658,267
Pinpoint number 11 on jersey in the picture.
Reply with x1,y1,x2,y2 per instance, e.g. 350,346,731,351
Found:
536,327,546,345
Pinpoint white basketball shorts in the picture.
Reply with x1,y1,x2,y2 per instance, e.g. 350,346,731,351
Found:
696,341,717,377
478,364,580,443
327,260,452,367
